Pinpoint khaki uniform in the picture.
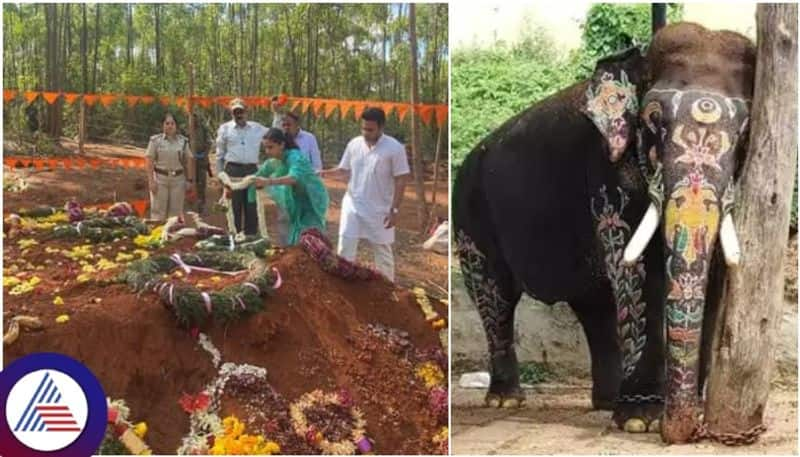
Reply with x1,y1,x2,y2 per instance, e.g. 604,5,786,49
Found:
147,133,190,220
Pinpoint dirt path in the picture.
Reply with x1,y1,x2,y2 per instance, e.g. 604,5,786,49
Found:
451,382,797,454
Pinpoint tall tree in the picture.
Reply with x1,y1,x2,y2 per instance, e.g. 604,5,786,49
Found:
408,4,428,231
706,3,797,441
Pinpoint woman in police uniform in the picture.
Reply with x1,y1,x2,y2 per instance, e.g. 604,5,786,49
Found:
146,113,195,221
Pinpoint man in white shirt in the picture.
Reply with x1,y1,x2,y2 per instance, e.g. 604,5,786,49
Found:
281,112,323,171
215,98,268,235
319,107,410,282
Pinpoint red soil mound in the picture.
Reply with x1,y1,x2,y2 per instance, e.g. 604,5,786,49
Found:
4,235,447,454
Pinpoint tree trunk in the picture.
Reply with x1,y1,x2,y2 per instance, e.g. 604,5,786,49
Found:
126,3,132,66
408,4,428,232
155,4,162,78
92,3,99,92
283,7,301,96
706,3,797,438
81,4,88,93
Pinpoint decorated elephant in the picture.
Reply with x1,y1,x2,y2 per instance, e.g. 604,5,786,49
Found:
453,22,755,443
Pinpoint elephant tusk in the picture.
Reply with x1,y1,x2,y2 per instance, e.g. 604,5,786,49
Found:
719,213,741,266
623,203,659,266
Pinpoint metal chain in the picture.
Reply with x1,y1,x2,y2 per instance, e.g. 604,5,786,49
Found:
691,422,768,446
616,393,665,404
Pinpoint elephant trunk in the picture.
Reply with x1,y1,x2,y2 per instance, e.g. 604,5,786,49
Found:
660,177,722,443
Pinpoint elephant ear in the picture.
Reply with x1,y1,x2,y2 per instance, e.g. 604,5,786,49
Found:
583,47,646,163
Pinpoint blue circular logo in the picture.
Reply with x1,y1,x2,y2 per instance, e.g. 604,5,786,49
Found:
0,353,107,457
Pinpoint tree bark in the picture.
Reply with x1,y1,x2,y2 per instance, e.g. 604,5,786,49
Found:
155,4,162,78
408,4,428,232
706,3,797,436
81,4,88,93
126,3,133,66
92,3,99,92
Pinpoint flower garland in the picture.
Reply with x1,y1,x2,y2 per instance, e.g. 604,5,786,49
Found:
432,427,448,455
299,228,381,281
48,215,149,243
413,287,448,350
98,398,151,455
289,390,369,455
176,357,275,455
119,251,281,328
195,234,271,257
217,172,269,241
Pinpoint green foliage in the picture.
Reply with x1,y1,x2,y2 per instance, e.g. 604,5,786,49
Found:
452,4,684,175
3,3,448,162
519,361,551,385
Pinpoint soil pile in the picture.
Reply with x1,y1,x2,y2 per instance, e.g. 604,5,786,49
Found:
4,232,447,454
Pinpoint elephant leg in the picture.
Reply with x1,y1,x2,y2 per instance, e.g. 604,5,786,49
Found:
569,285,622,411
612,276,666,433
456,230,523,408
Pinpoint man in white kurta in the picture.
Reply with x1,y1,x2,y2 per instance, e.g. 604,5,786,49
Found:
319,107,410,282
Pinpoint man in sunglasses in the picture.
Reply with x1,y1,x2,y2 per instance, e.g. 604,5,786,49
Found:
215,98,268,235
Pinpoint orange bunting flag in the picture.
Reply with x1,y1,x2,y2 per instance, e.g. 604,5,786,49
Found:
74,158,87,169
417,105,435,126
3,89,18,103
139,96,155,105
214,96,233,108
47,159,59,169
382,103,396,118
89,159,102,169
298,99,311,114
62,158,72,169
159,96,172,107
323,101,339,118
193,97,212,109
63,93,80,105
350,103,366,120
338,102,353,118
42,92,60,105
23,91,40,104
289,98,302,112
132,200,148,217
395,104,410,123
32,159,45,170
435,105,448,127
83,94,99,106
125,96,140,107
175,97,188,109
99,94,118,107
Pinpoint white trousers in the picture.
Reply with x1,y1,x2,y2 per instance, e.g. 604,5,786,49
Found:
337,235,395,283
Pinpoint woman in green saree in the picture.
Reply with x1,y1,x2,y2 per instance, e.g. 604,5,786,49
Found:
250,128,329,246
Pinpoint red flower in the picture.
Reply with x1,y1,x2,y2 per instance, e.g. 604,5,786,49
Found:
179,391,211,413
189,327,200,340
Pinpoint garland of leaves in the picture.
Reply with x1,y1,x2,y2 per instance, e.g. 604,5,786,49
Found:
119,251,280,327
195,234,271,257
299,228,381,280
289,390,369,455
48,216,149,243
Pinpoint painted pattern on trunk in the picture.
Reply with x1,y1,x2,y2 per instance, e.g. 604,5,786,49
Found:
646,88,749,425
591,185,648,379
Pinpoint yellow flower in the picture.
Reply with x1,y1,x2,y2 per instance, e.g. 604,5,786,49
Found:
81,264,97,274
96,258,118,271
56,315,70,324
53,296,64,306
211,276,222,283
116,252,135,263
415,362,445,388
4,276,21,288
28,276,41,286
432,318,446,330
76,273,91,283
17,238,38,249
133,249,150,259
173,271,184,278
134,226,164,249
133,422,147,438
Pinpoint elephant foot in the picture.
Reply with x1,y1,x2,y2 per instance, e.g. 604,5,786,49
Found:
485,389,526,408
613,399,664,434
661,407,702,443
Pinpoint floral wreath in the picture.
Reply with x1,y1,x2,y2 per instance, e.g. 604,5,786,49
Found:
119,251,281,327
299,228,381,281
289,389,370,455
